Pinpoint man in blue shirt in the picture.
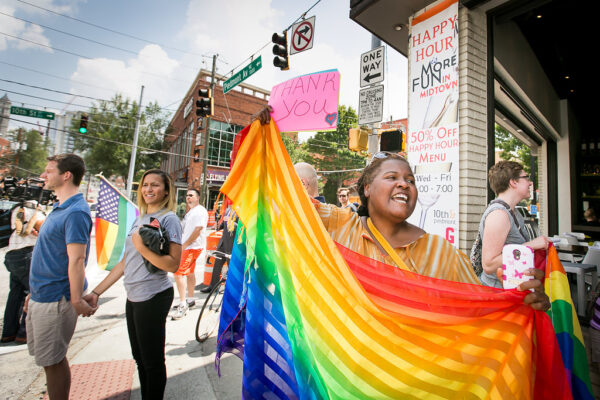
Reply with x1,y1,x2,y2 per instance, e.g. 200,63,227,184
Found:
25,154,95,400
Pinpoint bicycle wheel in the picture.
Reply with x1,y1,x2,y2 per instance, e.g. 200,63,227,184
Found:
195,279,226,343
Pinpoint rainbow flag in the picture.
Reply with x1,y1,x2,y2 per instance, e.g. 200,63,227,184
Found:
545,245,594,399
95,176,138,270
216,120,573,399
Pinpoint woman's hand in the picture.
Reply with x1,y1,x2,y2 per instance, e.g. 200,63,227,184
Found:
525,236,550,250
131,230,144,253
520,268,550,311
252,105,273,125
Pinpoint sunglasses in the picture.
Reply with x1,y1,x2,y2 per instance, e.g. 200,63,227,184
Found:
515,175,530,181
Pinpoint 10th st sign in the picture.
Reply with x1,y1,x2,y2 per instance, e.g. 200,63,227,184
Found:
10,106,55,120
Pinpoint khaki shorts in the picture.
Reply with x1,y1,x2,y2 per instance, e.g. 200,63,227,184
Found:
26,297,78,367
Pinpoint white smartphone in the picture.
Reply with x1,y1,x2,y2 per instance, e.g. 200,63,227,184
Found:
501,244,534,290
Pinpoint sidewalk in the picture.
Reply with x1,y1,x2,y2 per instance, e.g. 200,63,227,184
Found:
0,240,242,399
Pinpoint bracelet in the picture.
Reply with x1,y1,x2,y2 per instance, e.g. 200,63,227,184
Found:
91,290,100,297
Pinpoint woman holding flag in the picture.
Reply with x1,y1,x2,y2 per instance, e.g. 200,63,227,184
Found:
84,169,182,400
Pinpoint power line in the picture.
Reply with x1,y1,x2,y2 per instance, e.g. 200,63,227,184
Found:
16,0,212,60
0,31,191,84
223,0,323,80
0,11,203,73
7,116,201,160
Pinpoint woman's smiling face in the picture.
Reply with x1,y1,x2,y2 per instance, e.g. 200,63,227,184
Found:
141,173,167,207
364,159,418,222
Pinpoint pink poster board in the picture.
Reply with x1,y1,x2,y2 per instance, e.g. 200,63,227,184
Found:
268,69,340,132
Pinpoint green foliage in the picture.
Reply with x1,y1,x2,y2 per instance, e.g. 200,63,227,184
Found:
495,124,537,186
304,105,366,203
281,134,308,164
1,129,49,178
72,94,170,182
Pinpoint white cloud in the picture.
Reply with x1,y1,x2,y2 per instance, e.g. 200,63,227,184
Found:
69,44,183,108
0,4,52,52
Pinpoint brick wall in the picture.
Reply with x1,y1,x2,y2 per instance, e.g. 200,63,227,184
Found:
457,6,488,252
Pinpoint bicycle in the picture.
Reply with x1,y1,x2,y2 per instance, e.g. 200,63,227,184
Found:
195,250,230,343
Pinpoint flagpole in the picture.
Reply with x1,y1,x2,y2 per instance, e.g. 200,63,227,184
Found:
126,85,144,199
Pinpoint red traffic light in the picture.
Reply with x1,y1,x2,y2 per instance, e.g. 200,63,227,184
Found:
196,89,213,117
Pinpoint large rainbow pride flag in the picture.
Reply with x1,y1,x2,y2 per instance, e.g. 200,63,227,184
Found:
216,119,582,399
95,176,138,270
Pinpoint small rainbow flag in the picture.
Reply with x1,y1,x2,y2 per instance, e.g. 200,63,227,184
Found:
95,176,138,270
545,245,594,399
215,120,575,399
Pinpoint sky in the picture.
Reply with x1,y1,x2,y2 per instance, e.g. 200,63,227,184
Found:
0,0,408,137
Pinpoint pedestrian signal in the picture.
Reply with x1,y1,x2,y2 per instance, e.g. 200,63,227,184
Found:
379,129,404,152
272,32,289,70
348,128,368,152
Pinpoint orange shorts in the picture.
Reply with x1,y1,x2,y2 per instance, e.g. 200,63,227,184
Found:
175,249,203,276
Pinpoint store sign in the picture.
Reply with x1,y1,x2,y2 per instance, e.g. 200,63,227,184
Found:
183,97,193,118
207,170,228,184
406,0,460,245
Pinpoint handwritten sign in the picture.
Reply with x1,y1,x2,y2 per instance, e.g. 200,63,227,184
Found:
268,69,340,132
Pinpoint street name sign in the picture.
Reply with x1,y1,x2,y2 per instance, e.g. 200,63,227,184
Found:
358,85,384,124
10,106,55,120
290,16,315,55
360,46,385,87
223,56,262,94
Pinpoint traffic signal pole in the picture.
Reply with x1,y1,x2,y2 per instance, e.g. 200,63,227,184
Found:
200,55,217,206
126,85,144,199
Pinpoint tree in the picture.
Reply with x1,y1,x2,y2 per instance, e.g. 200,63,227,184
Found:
1,128,48,178
281,133,308,164
495,124,537,181
72,94,170,182
303,105,366,203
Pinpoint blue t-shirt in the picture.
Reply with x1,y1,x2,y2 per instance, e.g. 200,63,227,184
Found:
30,193,92,302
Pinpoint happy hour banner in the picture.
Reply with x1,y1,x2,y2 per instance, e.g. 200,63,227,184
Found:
268,69,340,132
407,0,460,246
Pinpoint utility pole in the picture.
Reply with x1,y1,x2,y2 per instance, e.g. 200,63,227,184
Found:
126,85,144,199
200,55,217,206
367,35,382,162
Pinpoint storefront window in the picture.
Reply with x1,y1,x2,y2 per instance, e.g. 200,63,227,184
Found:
207,121,243,167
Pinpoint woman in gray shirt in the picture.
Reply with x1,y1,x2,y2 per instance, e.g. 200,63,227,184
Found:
479,161,548,288
85,169,182,399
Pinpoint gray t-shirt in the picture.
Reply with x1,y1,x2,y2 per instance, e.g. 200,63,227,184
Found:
479,202,531,288
123,210,182,302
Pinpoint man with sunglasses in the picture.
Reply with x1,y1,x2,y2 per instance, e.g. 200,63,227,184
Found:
172,188,207,320
337,187,358,212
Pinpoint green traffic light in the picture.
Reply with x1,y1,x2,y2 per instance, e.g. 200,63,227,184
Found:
79,127,87,134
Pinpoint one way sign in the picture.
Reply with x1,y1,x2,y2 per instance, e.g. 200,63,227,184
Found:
360,46,385,87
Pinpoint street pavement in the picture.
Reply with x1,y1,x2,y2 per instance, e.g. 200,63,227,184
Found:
0,233,242,400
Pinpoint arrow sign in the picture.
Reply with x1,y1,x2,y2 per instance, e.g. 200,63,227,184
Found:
360,46,385,87
290,16,315,55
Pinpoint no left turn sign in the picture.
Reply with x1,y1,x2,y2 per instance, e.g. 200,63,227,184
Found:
290,16,315,55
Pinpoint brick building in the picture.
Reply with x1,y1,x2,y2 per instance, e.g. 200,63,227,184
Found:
163,69,270,211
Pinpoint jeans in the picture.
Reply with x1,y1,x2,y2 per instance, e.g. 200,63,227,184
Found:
2,247,32,339
126,287,173,400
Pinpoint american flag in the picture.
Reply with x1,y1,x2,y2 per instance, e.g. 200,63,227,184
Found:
97,180,120,224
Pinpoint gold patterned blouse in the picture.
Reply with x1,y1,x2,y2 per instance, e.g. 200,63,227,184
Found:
316,203,480,285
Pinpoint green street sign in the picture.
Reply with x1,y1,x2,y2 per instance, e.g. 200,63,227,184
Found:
10,106,55,120
223,56,262,94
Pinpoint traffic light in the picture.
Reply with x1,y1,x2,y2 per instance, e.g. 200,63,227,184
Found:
79,114,88,134
379,129,404,152
196,88,213,118
272,32,289,70
348,128,368,152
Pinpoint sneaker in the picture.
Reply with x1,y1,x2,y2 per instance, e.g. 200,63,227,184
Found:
186,299,196,309
171,303,188,320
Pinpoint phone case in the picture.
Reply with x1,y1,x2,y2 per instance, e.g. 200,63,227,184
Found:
502,244,534,290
